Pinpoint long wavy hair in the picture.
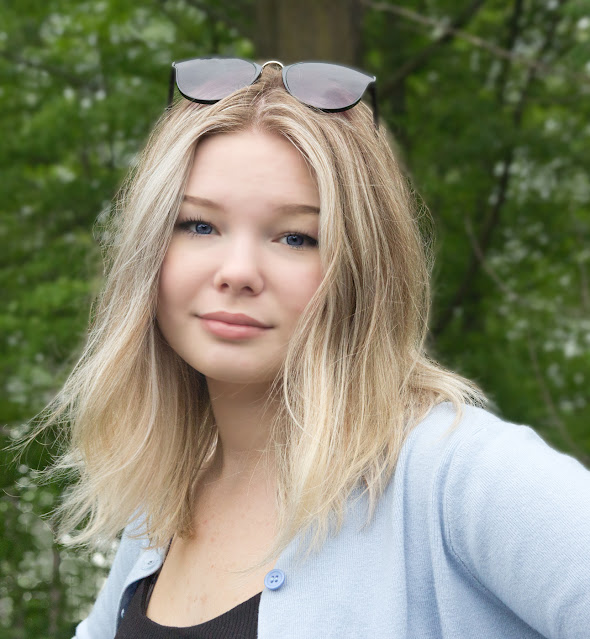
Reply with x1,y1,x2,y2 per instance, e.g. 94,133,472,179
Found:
23,66,485,564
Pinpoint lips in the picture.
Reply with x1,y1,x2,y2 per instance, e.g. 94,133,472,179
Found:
199,311,270,328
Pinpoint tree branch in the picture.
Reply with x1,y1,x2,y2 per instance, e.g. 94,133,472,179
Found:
432,145,514,336
371,0,487,92
578,256,589,314
494,0,524,102
462,216,519,303
462,219,588,465
48,541,63,635
364,0,589,87
526,335,590,466
432,1,564,337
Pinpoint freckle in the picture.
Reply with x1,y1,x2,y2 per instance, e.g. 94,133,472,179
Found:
200,594,208,603
210,536,215,543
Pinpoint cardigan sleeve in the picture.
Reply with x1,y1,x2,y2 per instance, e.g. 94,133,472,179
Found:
72,523,145,639
443,419,590,639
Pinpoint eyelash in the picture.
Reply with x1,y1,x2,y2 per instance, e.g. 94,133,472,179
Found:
177,218,319,251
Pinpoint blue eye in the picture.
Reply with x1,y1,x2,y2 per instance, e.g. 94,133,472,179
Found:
176,218,318,250
285,234,304,247
178,219,213,235
281,234,318,250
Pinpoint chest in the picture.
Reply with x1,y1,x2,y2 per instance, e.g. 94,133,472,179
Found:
145,484,277,626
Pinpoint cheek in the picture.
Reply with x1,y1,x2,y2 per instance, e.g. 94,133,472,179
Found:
157,256,178,310
282,265,324,317
157,248,201,311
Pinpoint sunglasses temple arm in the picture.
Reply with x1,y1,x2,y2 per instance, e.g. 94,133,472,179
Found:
369,83,379,130
167,67,176,109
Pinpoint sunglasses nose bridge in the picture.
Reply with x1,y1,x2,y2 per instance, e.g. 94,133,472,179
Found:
261,60,284,71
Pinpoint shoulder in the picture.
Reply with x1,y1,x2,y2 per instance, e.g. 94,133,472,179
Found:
403,401,590,544
404,405,590,636
399,402,505,478
399,401,590,511
403,400,564,470
411,400,587,476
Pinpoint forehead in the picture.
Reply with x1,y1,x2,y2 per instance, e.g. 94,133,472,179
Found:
184,130,319,208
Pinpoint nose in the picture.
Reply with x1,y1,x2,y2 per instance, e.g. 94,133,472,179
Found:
212,238,264,295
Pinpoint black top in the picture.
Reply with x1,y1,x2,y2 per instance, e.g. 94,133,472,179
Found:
114,569,261,638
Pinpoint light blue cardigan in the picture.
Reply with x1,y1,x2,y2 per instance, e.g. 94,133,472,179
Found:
74,403,590,638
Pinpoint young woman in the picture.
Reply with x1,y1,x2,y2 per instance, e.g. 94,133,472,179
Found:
29,58,590,638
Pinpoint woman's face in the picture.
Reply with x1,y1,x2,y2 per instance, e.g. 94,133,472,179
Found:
157,129,323,385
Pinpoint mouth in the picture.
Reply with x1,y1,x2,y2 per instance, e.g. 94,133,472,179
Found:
198,312,270,328
199,317,270,340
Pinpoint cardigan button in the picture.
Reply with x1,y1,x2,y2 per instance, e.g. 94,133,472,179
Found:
264,569,285,590
120,607,125,618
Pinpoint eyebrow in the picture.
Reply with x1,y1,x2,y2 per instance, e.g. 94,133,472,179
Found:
182,195,319,216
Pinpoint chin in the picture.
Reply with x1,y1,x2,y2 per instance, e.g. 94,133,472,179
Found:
193,360,281,385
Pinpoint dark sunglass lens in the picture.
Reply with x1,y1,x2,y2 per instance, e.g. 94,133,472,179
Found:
284,62,372,110
175,58,258,102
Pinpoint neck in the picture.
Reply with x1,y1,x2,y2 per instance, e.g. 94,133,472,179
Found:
205,378,279,483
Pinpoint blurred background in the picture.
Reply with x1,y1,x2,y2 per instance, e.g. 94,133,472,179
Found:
1,0,589,635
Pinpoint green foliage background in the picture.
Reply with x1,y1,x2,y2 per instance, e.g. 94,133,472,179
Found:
1,0,589,635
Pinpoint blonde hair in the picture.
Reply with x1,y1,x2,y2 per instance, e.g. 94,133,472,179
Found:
23,67,485,563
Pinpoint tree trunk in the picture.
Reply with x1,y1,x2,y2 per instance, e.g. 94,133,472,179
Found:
253,0,363,66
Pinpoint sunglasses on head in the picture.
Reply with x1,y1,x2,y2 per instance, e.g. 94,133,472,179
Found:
167,57,379,128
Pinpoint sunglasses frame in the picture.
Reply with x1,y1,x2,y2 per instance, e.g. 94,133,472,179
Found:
167,57,379,128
